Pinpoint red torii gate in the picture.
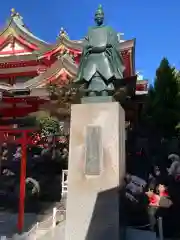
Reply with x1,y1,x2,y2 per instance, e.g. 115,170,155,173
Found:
0,91,49,232
0,128,37,233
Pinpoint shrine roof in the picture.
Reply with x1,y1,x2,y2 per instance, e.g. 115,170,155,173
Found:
0,65,38,74
119,39,135,50
0,9,49,50
22,55,77,88
0,10,135,61
0,55,77,91
0,10,138,93
136,80,148,84
0,53,77,90
0,54,38,63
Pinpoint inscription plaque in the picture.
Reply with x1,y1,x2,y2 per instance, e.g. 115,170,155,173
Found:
85,125,102,175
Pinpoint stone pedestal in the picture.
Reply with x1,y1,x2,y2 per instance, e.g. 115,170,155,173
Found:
65,102,125,240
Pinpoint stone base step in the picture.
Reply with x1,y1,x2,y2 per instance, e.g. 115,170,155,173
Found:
126,228,156,240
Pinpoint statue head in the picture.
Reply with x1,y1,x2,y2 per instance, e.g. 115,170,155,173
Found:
94,4,104,26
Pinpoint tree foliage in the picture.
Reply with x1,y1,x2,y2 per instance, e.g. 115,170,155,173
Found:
35,111,60,136
47,82,83,104
143,58,180,136
46,82,84,118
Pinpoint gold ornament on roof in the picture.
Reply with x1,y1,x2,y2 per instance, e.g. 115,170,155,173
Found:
10,8,20,18
59,27,68,38
11,8,15,13
11,8,16,16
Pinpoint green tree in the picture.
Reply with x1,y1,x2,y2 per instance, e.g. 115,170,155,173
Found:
143,58,180,136
36,111,60,136
46,82,84,119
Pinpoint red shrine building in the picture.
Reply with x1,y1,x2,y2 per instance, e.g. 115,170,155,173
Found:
0,9,148,126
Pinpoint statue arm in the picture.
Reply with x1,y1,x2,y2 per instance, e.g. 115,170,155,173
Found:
74,35,89,82
112,30,124,61
83,30,93,49
107,28,120,50
107,27,125,76
83,36,89,48
83,34,107,53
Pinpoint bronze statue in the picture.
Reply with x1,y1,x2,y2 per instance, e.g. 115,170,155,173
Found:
74,5,125,96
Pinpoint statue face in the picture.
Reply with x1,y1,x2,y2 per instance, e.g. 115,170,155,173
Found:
95,13,104,26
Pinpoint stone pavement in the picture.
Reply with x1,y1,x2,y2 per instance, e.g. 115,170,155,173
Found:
126,228,156,240
37,224,174,240
0,212,37,237
39,221,65,240
0,199,66,238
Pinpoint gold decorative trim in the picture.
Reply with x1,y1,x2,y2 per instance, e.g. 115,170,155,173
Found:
57,44,66,51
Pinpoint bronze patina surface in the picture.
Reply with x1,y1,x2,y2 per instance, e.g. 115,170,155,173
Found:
74,5,125,98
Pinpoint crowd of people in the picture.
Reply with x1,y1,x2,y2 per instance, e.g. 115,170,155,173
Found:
0,135,69,211
1,131,180,237
124,152,180,238
0,134,69,166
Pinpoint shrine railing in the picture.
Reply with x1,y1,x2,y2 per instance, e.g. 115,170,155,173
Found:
62,170,68,197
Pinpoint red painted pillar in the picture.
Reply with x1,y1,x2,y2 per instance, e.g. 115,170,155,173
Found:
17,131,27,232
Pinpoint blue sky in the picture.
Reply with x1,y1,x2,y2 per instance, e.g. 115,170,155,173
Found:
0,0,180,84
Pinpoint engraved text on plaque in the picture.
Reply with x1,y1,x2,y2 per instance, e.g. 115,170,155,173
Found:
85,125,102,175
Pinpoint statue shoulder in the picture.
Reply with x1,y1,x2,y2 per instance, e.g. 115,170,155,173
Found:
87,26,95,32
85,27,94,37
106,25,112,29
105,25,113,30
108,27,120,44
106,26,117,34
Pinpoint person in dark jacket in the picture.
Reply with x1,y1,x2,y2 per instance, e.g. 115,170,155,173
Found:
148,166,163,190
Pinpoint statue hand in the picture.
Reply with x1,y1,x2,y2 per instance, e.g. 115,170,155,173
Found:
106,44,112,48
87,45,93,50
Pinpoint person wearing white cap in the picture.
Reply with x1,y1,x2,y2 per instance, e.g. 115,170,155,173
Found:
167,153,180,178
168,154,180,162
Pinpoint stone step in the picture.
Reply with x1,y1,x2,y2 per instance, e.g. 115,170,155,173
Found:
35,229,48,238
126,228,156,240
